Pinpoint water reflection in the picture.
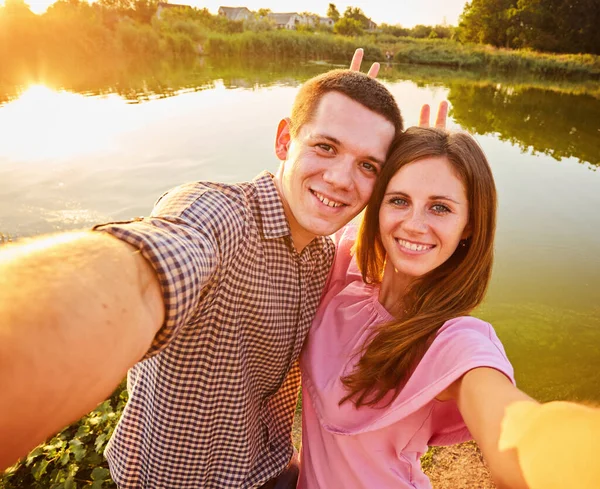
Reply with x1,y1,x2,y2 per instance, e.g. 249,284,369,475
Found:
448,83,600,168
2,59,598,167
0,59,599,403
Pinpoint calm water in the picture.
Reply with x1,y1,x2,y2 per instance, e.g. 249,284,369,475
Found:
1,59,599,402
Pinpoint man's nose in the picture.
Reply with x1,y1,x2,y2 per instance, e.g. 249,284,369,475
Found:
322,158,353,190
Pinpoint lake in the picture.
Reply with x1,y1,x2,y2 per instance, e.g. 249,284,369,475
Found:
1,58,599,402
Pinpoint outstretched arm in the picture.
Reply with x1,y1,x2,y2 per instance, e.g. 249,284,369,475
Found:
0,231,164,470
449,367,600,489
450,367,533,489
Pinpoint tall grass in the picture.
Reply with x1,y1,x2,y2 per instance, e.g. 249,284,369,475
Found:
387,38,600,78
204,31,381,61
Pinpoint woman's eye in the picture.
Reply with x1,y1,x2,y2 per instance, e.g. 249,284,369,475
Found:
432,204,451,214
390,198,408,207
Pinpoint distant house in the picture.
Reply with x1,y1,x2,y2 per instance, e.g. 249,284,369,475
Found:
318,17,334,28
268,12,302,30
365,19,377,31
156,2,192,19
218,6,253,22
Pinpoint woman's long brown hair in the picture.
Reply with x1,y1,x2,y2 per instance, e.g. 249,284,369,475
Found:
341,127,497,408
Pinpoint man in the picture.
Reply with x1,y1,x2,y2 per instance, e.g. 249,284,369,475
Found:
0,51,445,487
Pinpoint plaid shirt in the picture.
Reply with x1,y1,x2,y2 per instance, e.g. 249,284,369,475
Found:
94,172,335,489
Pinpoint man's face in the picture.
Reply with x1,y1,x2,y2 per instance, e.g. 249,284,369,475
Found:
274,91,396,251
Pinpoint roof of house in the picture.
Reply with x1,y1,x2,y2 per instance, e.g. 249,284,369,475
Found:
157,2,192,9
218,6,252,21
267,12,298,24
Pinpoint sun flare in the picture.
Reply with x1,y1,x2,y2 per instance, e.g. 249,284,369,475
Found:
0,84,140,161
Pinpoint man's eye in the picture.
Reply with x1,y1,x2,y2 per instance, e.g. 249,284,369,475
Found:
360,162,378,174
432,204,451,214
316,144,333,153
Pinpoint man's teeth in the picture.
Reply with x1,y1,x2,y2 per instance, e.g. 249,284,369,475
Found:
397,239,432,252
313,191,344,208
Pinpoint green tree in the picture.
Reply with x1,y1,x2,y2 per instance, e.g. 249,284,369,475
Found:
512,0,600,54
327,3,340,22
334,16,363,36
256,8,271,18
457,0,517,47
342,6,371,30
379,23,410,37
410,24,433,38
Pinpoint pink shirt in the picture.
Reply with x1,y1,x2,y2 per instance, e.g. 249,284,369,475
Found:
298,226,515,489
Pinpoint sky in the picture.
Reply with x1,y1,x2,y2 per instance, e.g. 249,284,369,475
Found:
22,0,469,26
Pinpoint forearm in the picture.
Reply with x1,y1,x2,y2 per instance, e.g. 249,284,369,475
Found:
0,231,163,469
457,368,535,489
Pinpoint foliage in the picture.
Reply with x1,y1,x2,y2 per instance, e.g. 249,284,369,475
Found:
457,0,600,55
244,10,275,33
378,22,454,40
0,0,598,86
334,17,364,37
1,385,127,489
388,37,600,78
327,3,340,22
342,6,371,30
204,30,381,61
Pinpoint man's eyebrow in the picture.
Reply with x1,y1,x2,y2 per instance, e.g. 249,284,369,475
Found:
309,133,385,166
384,191,462,204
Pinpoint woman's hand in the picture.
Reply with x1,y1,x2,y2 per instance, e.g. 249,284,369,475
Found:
419,101,448,129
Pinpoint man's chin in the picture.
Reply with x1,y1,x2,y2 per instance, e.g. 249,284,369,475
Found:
303,220,347,238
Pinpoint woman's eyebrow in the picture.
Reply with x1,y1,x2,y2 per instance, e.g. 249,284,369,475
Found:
384,191,462,205
430,195,462,204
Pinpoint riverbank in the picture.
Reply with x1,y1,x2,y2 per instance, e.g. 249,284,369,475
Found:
2,22,599,85
202,32,599,80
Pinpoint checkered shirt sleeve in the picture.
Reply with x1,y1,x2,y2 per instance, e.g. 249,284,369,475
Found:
94,182,246,358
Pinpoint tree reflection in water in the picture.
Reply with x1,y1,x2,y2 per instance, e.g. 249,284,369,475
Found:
448,83,599,168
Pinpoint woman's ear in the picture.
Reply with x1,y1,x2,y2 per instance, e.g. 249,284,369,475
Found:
275,118,292,161
461,223,472,240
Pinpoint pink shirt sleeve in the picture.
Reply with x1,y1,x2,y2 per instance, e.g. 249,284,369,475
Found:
425,317,516,445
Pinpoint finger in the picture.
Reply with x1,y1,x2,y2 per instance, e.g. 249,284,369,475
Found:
367,62,380,78
419,104,430,128
435,101,449,129
349,48,364,72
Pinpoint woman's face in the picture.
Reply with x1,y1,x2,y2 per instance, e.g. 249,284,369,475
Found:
378,156,470,282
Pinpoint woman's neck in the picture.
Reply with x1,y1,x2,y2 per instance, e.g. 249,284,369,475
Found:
378,260,413,318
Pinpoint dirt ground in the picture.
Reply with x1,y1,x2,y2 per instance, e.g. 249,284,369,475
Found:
422,442,496,489
292,413,496,488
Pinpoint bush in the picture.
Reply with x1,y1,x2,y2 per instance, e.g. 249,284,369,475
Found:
1,384,127,489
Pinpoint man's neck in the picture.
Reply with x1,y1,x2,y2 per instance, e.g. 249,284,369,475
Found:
273,168,316,254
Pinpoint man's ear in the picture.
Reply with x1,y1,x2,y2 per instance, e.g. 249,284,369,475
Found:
275,118,292,161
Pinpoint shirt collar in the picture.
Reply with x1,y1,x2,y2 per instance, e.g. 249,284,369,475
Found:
253,171,292,240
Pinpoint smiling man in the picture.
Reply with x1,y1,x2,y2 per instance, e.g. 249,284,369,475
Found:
0,58,402,488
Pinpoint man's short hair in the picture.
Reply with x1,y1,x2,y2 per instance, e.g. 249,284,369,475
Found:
290,70,403,138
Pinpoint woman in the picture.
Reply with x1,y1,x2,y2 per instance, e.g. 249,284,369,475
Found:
298,127,535,489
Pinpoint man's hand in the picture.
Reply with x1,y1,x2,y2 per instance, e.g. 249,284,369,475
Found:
349,48,380,78
419,101,449,129
349,48,448,129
